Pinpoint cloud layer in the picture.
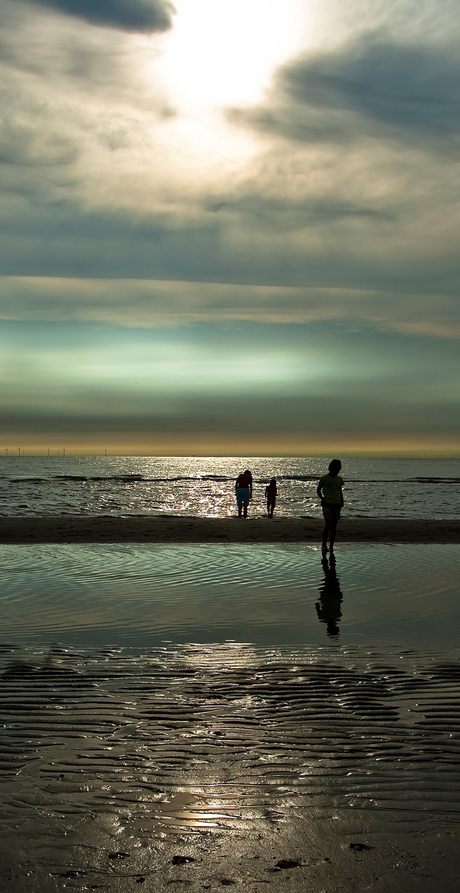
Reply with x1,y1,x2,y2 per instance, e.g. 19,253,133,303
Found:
0,0,459,452
1,277,459,340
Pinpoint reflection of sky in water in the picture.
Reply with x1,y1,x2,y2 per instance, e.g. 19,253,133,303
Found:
0,543,458,649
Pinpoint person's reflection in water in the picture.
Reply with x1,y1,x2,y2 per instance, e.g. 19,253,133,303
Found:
316,554,343,638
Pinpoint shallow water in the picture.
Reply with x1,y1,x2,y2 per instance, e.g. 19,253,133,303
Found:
0,543,459,649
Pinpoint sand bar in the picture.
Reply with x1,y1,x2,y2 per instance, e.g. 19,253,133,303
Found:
0,515,458,543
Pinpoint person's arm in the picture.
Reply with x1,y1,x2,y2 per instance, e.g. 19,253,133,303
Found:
316,481,324,501
340,486,344,507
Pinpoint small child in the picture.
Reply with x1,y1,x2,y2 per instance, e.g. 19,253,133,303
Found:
265,478,277,518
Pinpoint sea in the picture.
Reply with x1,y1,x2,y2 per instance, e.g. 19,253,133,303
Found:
0,455,458,519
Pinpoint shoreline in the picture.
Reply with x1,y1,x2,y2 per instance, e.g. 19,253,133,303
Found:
0,515,458,543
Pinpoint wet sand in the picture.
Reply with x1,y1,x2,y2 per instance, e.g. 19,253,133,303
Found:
1,643,460,892
0,515,458,543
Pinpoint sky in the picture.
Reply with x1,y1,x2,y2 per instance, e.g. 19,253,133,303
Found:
1,0,460,456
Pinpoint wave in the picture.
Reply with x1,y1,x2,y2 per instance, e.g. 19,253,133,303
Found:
3,473,460,485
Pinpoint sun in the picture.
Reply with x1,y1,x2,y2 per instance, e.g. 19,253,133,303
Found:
156,0,309,110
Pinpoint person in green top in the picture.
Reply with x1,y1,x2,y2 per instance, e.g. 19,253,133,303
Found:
316,459,344,555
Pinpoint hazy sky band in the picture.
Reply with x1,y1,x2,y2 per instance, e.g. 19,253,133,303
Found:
1,0,459,454
2,317,458,454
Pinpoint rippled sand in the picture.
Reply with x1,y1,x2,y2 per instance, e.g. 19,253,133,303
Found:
1,642,460,891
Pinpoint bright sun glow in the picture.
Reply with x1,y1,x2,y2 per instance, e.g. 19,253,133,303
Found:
157,0,309,109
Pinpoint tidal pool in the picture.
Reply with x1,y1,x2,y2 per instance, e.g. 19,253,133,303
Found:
0,542,458,649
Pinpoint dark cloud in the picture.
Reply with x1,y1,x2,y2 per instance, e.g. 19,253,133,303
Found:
284,37,460,134
3,397,459,441
232,34,460,149
1,200,459,294
25,0,175,32
207,194,395,228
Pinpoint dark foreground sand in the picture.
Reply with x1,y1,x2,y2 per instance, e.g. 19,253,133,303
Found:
1,644,460,892
0,515,458,543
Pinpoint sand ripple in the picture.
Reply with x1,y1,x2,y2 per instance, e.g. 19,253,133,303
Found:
1,643,460,843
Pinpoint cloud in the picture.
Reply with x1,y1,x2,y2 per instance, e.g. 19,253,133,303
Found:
24,0,175,32
232,33,460,150
285,36,460,136
0,1,176,214
0,1,459,352
207,194,394,229
0,277,459,340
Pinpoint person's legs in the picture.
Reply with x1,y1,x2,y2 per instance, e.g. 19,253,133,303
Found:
237,488,249,518
322,510,332,552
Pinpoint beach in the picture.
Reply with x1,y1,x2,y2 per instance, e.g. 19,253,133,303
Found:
1,515,460,892
0,515,458,543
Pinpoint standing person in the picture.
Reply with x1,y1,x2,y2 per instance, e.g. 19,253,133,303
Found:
235,469,253,518
264,478,277,518
316,459,344,554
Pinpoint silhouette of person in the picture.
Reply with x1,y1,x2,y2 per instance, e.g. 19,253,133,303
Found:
235,469,253,518
264,478,277,518
316,459,344,555
315,554,343,637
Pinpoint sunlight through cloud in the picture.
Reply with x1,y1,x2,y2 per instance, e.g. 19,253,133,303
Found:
155,0,308,109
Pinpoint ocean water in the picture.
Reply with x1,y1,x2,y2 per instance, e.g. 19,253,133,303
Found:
0,455,458,519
